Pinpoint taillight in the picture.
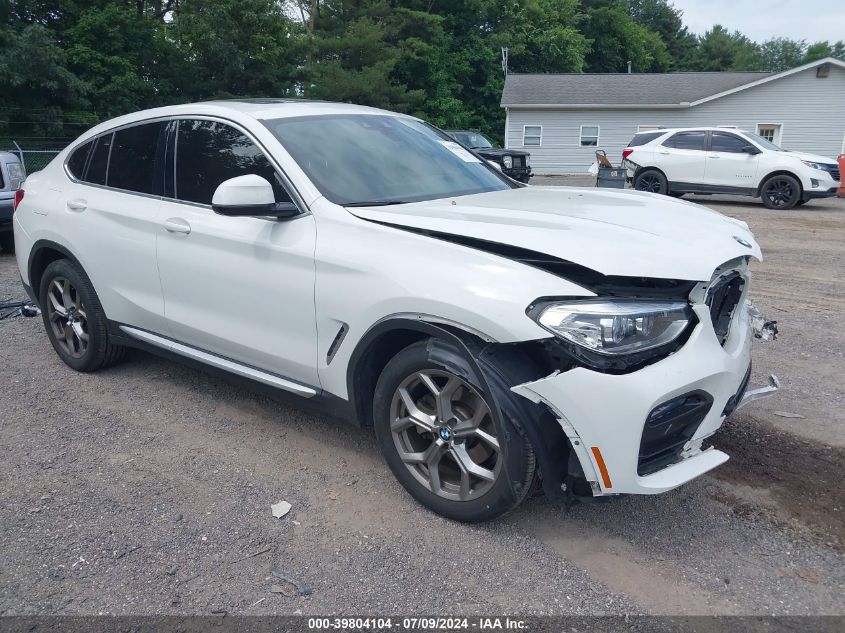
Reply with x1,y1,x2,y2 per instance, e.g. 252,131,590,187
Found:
12,189,24,213
622,149,634,160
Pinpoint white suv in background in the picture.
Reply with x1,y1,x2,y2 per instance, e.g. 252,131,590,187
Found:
13,100,778,521
623,127,841,209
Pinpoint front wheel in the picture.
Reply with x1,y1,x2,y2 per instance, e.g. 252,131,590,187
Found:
761,174,801,209
373,339,535,522
634,169,668,195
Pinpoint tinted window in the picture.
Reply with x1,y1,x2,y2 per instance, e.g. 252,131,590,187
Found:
710,132,749,153
627,131,664,147
175,119,291,205
86,133,113,186
264,115,511,206
67,140,94,179
108,122,164,194
663,131,706,151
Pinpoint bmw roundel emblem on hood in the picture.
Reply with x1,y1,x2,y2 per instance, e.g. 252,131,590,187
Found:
733,236,752,248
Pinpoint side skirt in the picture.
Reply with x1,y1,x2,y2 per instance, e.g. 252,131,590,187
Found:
108,322,359,425
670,182,756,196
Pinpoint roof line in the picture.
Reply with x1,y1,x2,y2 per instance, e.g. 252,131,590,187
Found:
688,57,845,106
501,103,690,110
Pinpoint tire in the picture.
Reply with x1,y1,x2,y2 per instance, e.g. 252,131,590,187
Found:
795,199,807,206
39,258,125,372
373,339,535,522
634,169,668,195
0,232,13,254
760,174,801,209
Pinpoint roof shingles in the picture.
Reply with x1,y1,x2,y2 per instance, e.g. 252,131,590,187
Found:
500,72,772,106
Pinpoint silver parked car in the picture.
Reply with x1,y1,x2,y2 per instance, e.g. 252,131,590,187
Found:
1,151,26,253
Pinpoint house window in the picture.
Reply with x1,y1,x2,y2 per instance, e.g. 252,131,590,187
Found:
580,125,599,147
756,123,782,146
523,125,542,147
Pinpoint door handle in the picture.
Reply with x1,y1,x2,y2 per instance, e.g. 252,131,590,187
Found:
709,155,720,159
658,151,670,155
66,199,87,211
163,218,191,235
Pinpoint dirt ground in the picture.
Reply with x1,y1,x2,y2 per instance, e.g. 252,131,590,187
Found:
1,184,844,616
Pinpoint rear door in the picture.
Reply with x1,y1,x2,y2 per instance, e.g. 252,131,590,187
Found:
155,118,318,386
60,122,169,334
704,131,760,190
653,131,707,185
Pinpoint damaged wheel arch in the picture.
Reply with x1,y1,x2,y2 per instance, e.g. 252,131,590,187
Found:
347,316,585,502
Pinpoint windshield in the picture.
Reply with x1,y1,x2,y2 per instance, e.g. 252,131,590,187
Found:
452,132,493,149
263,115,512,206
743,132,783,151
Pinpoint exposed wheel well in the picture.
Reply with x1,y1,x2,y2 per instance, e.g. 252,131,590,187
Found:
349,327,430,426
28,242,79,298
756,170,803,197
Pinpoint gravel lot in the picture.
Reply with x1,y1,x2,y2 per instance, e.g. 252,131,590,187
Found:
1,183,844,616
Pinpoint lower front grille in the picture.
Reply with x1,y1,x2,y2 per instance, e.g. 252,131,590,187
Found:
638,391,713,476
707,272,744,345
511,156,525,168
820,164,840,181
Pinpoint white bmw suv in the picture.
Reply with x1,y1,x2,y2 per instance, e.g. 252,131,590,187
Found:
624,127,841,209
13,100,778,521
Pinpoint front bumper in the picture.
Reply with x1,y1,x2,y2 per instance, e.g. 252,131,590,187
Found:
504,167,532,182
803,187,838,201
0,198,13,231
513,301,776,496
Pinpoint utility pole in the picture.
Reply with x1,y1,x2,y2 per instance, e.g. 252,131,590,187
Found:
502,47,509,77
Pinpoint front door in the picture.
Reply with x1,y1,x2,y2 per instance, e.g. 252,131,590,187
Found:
704,131,760,190
155,118,319,387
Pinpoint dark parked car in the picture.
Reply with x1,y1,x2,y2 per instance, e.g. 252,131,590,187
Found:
446,131,532,182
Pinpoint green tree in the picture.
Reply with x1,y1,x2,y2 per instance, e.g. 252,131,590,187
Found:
626,0,696,68
757,37,806,71
804,40,845,63
688,25,761,71
582,0,671,73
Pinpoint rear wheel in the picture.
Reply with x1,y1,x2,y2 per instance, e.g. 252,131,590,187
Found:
761,174,801,209
373,339,535,522
39,259,125,372
0,232,13,253
634,169,668,195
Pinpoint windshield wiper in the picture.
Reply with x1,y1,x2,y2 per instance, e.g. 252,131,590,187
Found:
344,200,412,207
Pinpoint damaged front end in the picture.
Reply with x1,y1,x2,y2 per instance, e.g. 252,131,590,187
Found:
502,262,782,502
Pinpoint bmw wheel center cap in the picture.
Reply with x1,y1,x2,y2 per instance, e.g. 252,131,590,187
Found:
439,427,452,441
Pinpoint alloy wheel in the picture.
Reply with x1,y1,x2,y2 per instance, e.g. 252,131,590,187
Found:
764,178,795,207
389,370,501,502
636,174,662,193
45,277,89,358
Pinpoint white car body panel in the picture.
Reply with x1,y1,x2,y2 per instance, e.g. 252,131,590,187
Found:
12,101,780,509
347,186,761,281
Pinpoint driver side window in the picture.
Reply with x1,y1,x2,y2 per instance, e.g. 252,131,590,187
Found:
173,119,292,206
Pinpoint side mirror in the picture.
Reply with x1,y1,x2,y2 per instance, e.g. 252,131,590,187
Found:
741,145,760,155
211,174,299,218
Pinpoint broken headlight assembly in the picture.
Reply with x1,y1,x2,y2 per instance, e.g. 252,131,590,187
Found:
528,299,695,372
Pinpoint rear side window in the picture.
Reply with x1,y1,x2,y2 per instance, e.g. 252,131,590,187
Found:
710,132,748,153
627,131,664,147
86,133,113,186
108,122,164,194
663,131,706,151
174,119,291,205
67,140,94,180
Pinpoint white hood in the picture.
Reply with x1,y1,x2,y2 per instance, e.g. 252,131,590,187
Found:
781,150,838,165
349,187,762,281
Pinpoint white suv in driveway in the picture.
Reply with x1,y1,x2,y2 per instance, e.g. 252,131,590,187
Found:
624,127,841,209
13,100,778,521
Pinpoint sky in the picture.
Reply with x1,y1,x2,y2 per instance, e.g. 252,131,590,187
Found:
670,0,845,44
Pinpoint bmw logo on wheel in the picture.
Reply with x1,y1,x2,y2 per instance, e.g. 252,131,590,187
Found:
439,427,451,441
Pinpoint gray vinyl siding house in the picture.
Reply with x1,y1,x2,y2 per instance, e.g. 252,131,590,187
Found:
501,58,845,175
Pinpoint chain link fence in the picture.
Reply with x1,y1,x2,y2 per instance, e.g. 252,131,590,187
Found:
2,139,70,175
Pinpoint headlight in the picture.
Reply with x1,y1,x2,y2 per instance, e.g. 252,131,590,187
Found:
801,160,822,170
503,155,513,168
525,155,530,166
530,300,693,356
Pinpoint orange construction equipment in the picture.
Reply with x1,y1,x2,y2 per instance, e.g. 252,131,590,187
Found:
838,154,845,197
